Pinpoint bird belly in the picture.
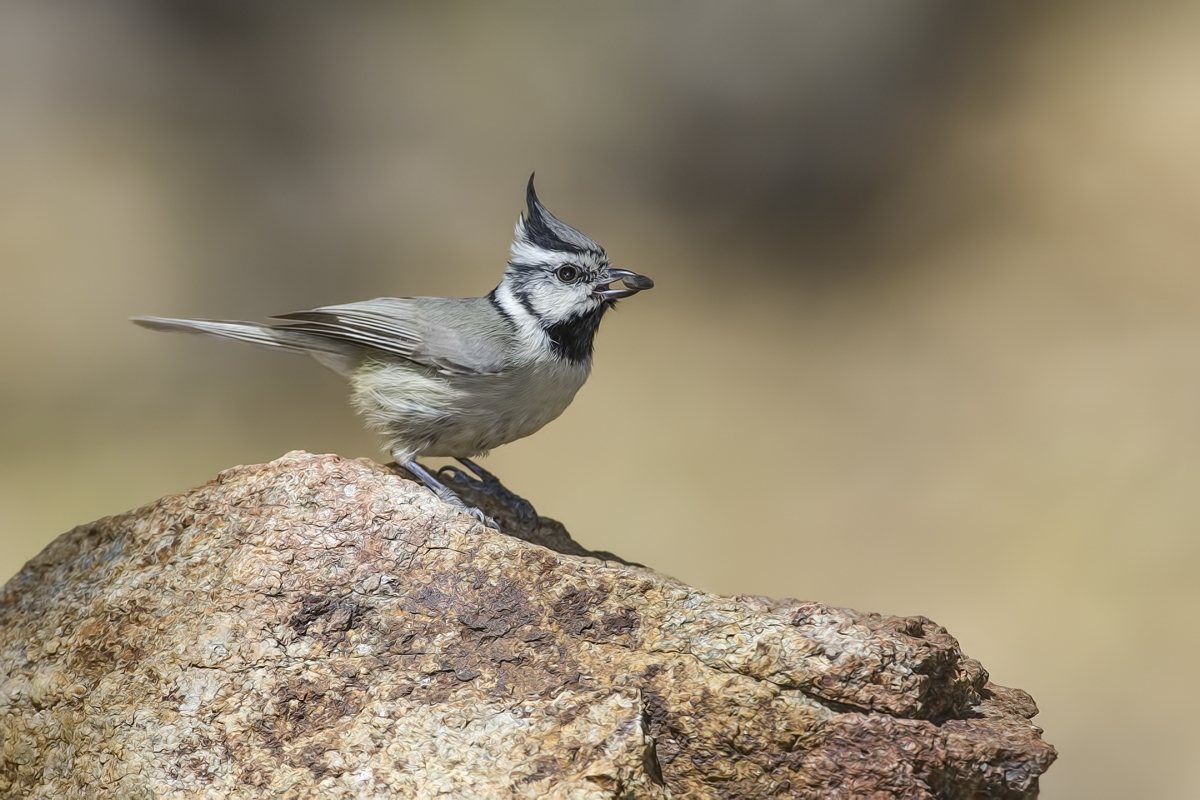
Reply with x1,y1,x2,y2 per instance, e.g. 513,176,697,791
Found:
349,356,590,461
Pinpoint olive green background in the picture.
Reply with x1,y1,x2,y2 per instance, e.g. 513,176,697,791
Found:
3,3,1198,797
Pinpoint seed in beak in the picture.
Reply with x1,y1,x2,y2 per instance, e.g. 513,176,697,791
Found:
621,274,654,291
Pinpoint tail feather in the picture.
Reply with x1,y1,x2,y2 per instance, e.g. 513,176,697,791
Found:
132,316,302,348
131,316,358,375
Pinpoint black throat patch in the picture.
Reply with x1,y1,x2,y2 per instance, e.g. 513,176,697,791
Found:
543,302,612,364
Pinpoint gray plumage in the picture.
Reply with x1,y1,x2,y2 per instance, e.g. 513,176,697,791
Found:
133,176,653,527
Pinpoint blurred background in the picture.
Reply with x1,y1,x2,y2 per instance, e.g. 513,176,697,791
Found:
2,1,1198,796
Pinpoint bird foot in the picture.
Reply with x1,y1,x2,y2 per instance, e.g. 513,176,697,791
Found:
463,504,500,531
437,458,539,530
398,459,500,530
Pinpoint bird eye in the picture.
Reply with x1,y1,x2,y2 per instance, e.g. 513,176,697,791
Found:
555,265,581,284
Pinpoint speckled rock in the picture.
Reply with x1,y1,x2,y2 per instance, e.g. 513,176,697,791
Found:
0,452,1055,798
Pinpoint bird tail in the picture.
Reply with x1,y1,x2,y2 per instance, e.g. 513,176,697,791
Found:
131,316,358,375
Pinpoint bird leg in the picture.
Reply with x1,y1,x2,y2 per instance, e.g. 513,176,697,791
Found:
401,459,499,530
436,458,539,529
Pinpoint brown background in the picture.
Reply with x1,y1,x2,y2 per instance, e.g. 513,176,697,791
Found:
2,3,1198,797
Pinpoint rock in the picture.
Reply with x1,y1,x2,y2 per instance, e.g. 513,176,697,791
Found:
0,452,1055,798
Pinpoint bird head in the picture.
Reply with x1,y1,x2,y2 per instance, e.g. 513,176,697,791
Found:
498,176,653,340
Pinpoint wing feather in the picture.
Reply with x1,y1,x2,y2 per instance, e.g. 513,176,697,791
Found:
269,297,509,376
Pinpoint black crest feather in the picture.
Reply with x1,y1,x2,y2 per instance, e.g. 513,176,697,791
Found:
521,174,603,256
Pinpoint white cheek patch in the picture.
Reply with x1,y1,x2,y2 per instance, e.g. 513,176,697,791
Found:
523,282,595,325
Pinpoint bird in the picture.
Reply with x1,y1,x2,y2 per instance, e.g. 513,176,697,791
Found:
133,175,654,528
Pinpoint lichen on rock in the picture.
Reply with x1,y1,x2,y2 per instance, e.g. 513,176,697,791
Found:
0,452,1055,798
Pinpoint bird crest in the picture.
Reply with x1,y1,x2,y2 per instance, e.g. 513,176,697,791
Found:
511,175,605,265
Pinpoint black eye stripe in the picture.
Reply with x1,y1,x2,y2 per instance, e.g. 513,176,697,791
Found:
512,287,537,317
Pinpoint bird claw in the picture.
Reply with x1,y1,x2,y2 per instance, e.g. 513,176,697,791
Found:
466,506,500,530
439,459,538,527
399,459,499,531
401,458,531,532
437,459,500,489
436,465,472,485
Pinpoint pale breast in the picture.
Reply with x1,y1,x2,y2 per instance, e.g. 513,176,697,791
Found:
349,354,591,461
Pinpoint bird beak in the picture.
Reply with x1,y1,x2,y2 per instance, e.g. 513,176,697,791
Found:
594,268,654,299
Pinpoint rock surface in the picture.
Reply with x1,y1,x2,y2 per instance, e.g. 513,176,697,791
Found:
0,452,1055,798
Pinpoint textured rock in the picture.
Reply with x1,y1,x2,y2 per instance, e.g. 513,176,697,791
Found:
0,452,1055,798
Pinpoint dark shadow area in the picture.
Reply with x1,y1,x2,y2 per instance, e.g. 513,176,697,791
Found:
392,460,641,566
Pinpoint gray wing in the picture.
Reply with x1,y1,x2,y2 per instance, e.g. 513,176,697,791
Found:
271,296,515,376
